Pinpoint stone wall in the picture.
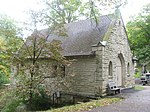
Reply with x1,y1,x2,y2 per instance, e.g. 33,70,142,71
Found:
99,19,135,94
11,56,103,96
66,56,102,96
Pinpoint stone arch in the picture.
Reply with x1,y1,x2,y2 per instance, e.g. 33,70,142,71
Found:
116,53,125,87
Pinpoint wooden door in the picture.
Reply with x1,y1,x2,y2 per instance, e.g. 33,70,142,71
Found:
116,57,122,87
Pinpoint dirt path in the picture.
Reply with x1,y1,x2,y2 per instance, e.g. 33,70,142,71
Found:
84,86,150,112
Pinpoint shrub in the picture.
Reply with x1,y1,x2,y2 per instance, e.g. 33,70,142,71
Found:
0,88,23,112
1,98,22,112
0,73,9,87
26,86,52,111
134,72,141,78
0,86,51,112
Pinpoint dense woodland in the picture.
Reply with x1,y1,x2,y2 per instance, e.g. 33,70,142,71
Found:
0,0,149,111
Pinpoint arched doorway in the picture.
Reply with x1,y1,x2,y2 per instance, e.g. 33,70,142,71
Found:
116,54,125,87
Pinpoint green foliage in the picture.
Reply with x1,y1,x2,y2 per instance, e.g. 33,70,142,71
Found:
0,73,9,87
42,0,127,29
81,0,101,25
44,0,82,25
0,15,23,53
43,0,84,35
0,15,20,39
0,86,50,112
134,85,144,91
127,3,150,64
0,88,22,112
1,98,22,112
26,86,51,111
134,72,141,78
13,29,70,111
0,14,23,82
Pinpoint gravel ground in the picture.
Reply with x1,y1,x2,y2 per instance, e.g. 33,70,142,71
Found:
83,86,150,112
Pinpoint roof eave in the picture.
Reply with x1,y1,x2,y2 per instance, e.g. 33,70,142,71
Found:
64,51,96,57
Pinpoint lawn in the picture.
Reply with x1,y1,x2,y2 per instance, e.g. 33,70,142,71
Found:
46,98,122,112
134,85,144,90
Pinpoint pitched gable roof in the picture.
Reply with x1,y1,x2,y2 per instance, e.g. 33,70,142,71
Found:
26,14,116,57
61,15,115,56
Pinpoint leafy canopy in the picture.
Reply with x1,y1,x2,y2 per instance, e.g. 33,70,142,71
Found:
0,14,23,81
127,3,150,64
40,0,127,27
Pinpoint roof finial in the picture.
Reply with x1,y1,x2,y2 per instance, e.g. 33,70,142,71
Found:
115,4,122,18
115,4,122,9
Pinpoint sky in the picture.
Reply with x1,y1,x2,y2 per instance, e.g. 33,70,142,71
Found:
0,0,150,26
0,0,42,22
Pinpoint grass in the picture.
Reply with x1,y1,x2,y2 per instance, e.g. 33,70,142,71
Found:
134,72,141,78
134,85,144,90
46,98,122,112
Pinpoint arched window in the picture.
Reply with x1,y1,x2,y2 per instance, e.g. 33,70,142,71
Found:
109,61,113,77
127,63,130,77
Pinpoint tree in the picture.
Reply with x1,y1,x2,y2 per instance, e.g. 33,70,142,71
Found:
41,0,127,29
12,11,73,109
0,14,23,86
13,30,73,110
43,0,82,25
127,3,150,64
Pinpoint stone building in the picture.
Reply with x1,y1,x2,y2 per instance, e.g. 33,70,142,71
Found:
12,12,135,97
59,14,135,96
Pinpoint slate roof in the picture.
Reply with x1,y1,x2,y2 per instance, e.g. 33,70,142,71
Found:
27,14,116,57
62,16,112,56
61,15,114,56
